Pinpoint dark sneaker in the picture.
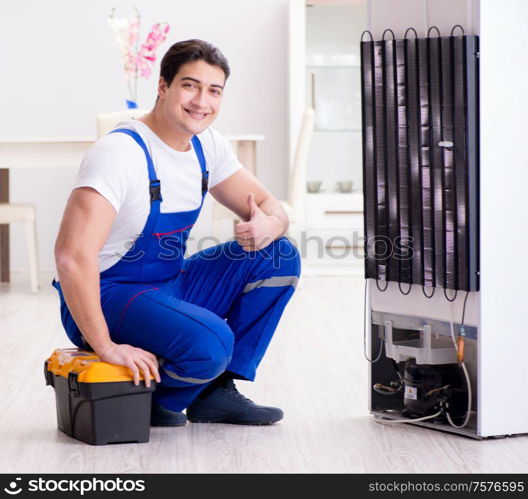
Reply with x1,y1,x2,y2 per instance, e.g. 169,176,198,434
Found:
151,401,187,427
186,378,284,425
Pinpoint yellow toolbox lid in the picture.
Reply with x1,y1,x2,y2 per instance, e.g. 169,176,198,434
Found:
46,348,153,383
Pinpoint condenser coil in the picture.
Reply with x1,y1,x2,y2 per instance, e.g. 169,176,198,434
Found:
361,28,479,291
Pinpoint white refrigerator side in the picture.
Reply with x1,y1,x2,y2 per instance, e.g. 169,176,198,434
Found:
478,0,528,437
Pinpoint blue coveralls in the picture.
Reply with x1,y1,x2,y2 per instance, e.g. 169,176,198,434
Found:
53,128,301,412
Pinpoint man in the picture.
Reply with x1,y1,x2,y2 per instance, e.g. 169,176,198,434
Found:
53,39,300,427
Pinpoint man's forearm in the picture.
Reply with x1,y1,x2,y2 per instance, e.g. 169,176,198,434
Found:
258,197,289,237
56,255,114,354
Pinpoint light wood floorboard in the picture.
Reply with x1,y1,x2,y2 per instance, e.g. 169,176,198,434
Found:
1,272,527,473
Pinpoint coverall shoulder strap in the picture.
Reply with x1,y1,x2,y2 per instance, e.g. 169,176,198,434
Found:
191,135,209,196
110,127,162,202
110,128,158,183
191,135,207,175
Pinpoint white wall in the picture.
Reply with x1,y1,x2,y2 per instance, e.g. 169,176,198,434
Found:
1,0,290,271
368,0,479,38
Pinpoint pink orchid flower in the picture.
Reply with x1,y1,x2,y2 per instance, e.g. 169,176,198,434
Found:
108,10,170,104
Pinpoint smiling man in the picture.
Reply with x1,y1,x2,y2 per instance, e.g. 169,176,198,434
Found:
53,39,300,427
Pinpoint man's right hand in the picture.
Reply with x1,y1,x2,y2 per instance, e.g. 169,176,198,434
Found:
99,343,161,388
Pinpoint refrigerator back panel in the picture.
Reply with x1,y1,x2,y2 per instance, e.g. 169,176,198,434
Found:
361,32,479,291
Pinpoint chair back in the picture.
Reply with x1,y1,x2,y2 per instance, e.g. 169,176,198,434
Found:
96,109,149,139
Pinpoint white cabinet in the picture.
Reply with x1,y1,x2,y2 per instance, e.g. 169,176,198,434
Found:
305,192,363,247
303,192,365,274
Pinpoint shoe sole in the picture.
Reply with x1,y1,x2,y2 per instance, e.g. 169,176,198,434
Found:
187,406,283,425
187,418,281,425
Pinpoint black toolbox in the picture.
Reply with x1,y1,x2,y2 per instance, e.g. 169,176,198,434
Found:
45,348,155,445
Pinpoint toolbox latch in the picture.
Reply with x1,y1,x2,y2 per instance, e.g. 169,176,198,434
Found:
68,372,80,397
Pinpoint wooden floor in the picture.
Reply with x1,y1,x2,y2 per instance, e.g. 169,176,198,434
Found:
1,272,528,474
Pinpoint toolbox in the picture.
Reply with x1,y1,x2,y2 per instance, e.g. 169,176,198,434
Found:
45,348,155,445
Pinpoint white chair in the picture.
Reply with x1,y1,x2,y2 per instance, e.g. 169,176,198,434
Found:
0,203,39,293
211,108,315,243
96,109,149,139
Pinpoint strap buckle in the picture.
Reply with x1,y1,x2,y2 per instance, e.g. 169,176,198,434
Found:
201,171,209,196
150,180,162,201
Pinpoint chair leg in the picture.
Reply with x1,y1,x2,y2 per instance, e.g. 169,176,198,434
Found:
25,221,40,293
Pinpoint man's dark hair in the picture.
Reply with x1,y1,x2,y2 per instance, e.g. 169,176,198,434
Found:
159,39,230,87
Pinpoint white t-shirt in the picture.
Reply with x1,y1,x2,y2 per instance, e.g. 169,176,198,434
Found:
73,120,242,272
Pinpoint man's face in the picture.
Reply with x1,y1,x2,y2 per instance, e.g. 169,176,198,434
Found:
158,60,225,136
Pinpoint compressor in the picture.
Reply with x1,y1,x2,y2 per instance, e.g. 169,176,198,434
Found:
402,359,468,423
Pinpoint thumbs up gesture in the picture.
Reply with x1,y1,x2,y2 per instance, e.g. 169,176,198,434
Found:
235,193,282,251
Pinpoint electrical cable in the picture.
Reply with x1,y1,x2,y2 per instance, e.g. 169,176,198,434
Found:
363,279,383,363
374,410,443,425
398,282,412,295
